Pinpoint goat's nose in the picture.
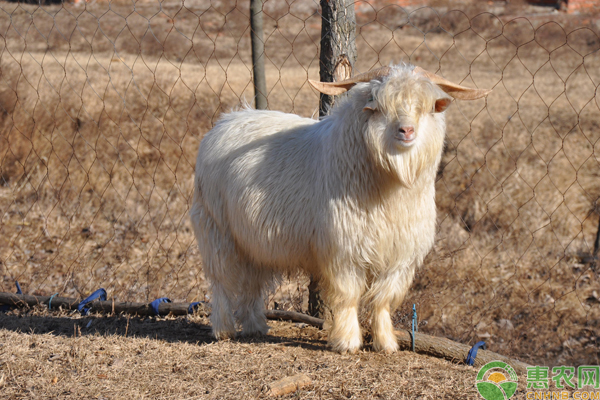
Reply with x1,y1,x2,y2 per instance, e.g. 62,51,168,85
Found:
399,126,415,136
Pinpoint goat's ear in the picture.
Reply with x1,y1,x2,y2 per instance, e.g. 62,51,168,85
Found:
414,67,491,100
308,66,392,96
434,97,452,113
363,96,377,111
309,79,355,95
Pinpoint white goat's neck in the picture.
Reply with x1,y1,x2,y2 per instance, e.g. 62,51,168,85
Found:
319,105,389,204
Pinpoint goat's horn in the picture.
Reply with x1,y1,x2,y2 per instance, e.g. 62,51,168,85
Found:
308,66,392,96
413,66,491,100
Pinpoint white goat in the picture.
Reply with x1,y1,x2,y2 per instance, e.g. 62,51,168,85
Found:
190,64,488,353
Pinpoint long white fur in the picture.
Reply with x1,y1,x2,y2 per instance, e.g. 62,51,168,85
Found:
190,64,449,353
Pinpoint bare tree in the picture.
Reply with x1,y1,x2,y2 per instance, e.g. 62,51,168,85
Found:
309,0,358,318
317,0,357,117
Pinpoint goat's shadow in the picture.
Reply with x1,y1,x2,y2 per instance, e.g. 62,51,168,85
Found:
0,311,328,352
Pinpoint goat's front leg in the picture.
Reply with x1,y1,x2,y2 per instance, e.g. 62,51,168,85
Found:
369,267,416,353
371,302,398,353
326,269,365,354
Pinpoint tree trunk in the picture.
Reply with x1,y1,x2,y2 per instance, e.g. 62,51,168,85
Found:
307,277,325,318
318,0,357,117
250,0,267,110
308,0,358,317
593,208,600,269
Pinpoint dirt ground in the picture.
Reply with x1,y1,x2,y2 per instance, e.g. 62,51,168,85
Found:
1,0,600,395
0,306,530,400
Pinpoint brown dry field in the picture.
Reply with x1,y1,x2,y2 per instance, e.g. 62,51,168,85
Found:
1,306,530,400
1,0,600,397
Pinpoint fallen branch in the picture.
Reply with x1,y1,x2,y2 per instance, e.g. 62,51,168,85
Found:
0,291,530,373
395,330,530,375
0,291,322,328
265,309,323,329
267,374,312,396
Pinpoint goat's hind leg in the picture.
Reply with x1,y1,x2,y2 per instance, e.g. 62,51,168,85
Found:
191,200,237,340
203,246,239,340
236,266,271,336
209,279,237,339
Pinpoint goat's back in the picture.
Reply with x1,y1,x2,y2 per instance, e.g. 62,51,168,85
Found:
194,109,323,270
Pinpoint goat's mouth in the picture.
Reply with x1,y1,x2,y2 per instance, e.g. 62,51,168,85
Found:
394,134,416,146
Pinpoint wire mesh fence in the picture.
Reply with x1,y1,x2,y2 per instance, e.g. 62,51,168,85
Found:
0,0,599,366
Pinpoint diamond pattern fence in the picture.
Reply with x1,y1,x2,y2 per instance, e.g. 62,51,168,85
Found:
0,0,599,365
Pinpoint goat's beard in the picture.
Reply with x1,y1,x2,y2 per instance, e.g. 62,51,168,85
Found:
365,114,446,188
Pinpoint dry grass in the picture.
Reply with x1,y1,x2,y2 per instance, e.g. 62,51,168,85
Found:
0,1,600,390
0,307,529,399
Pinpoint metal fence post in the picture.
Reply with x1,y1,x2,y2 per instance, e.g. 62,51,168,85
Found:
250,0,268,110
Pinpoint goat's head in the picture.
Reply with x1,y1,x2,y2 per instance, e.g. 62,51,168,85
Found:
309,64,490,183
310,64,489,146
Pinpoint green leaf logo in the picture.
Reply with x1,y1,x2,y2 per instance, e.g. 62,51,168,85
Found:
476,361,519,400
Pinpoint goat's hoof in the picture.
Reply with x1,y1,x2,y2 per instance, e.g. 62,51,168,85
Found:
212,329,236,340
332,346,361,355
372,338,399,353
240,325,270,337
329,337,362,354
340,347,360,355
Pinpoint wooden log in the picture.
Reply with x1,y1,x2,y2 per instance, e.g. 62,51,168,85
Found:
265,309,324,329
0,292,79,310
0,291,194,316
0,291,530,373
267,374,312,396
395,330,530,375
0,292,322,327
